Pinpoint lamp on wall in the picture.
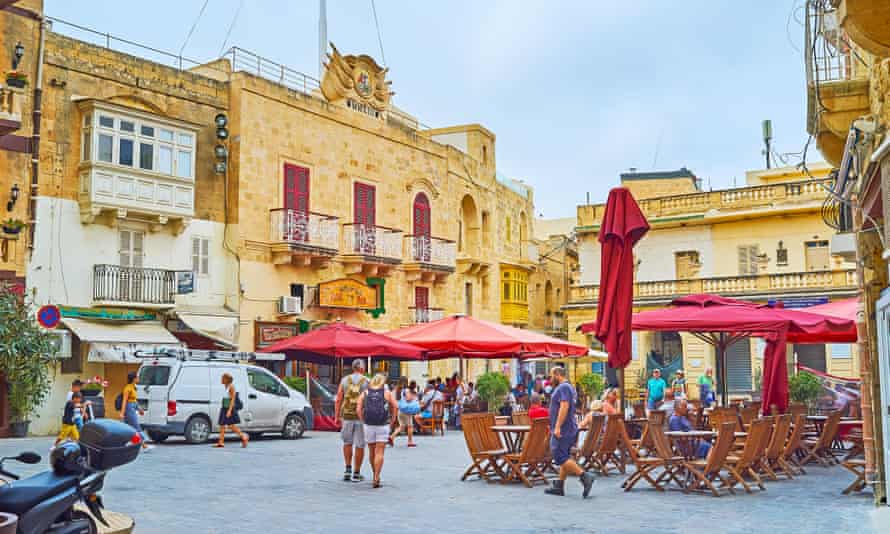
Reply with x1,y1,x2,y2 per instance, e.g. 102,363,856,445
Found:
7,184,19,212
12,42,24,70
214,113,228,175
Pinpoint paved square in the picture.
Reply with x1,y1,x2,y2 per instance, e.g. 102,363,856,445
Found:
0,431,884,533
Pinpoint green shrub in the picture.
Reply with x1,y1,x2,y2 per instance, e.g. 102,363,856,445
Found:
475,372,510,412
577,372,605,399
283,376,307,394
789,371,821,406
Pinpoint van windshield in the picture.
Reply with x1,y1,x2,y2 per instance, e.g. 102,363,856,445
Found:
138,365,171,386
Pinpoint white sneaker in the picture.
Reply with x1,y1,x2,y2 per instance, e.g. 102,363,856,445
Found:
142,444,155,452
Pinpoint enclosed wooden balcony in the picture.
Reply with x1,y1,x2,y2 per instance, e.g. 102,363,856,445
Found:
269,209,339,266
340,223,403,276
0,85,23,137
403,235,456,283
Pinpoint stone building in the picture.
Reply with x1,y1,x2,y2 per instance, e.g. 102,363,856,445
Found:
802,0,890,504
564,164,857,399
0,1,557,432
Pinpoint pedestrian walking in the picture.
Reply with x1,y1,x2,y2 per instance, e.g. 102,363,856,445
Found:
358,374,399,488
334,359,369,482
215,372,248,448
544,366,595,498
119,372,152,451
646,369,667,410
390,380,419,447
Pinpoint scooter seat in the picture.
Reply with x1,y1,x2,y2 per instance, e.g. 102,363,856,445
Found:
0,471,79,516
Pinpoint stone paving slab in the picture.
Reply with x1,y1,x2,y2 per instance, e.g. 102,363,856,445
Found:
0,432,884,533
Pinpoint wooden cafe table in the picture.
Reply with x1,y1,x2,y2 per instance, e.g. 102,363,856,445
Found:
491,425,531,454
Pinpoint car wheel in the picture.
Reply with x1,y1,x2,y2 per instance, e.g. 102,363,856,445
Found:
282,413,305,439
147,430,169,443
248,432,263,440
184,416,211,444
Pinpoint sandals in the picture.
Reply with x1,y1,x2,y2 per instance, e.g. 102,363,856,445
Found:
213,443,225,448
241,435,249,448
372,480,382,489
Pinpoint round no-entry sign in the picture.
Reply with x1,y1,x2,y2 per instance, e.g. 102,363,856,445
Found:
37,304,61,329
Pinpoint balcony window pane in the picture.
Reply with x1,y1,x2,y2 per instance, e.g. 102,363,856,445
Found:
176,150,192,178
82,130,91,161
119,138,134,166
120,120,135,133
139,143,154,170
157,145,173,174
177,133,193,147
159,129,174,142
98,134,113,162
99,115,114,128
141,125,155,137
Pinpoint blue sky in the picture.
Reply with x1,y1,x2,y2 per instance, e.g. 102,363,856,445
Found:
45,1,813,218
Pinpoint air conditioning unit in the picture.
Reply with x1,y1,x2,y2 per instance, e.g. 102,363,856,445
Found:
278,295,303,315
48,330,72,359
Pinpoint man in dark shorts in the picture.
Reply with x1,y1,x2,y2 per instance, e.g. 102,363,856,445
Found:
545,366,595,498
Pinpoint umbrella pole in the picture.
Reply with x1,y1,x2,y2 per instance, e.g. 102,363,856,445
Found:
368,356,372,375
718,334,729,407
619,367,625,416
306,369,310,403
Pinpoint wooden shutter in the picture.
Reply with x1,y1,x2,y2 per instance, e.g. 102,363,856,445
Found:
725,338,753,393
413,193,431,261
283,164,310,213
805,241,830,271
414,286,429,310
354,182,376,226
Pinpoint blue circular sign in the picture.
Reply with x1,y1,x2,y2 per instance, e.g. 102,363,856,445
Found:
37,305,61,329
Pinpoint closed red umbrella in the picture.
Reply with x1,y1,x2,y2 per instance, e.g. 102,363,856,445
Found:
594,187,649,410
258,322,425,363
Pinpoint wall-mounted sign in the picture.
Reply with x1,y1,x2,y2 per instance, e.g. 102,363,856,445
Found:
255,321,301,349
59,306,157,321
37,304,61,329
318,278,377,310
767,297,829,309
176,271,195,294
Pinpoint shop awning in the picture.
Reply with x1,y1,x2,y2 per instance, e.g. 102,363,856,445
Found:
62,318,181,344
174,308,239,349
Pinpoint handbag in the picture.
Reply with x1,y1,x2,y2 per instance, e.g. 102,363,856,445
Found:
399,398,421,416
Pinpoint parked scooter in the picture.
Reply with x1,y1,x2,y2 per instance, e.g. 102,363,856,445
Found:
0,419,140,534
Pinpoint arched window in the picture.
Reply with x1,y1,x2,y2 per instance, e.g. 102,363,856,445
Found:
412,193,431,261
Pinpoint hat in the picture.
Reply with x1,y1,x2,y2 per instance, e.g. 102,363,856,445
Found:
351,359,366,370
675,370,684,375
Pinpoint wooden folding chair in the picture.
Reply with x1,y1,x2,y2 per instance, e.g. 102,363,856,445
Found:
632,402,646,419
460,413,506,482
709,406,742,433
684,421,737,497
512,411,531,426
761,414,793,480
739,406,758,431
724,418,771,493
648,422,688,490
501,418,550,487
620,423,668,492
588,414,625,476
841,459,867,495
419,400,446,436
801,411,842,467
781,414,808,476
576,414,604,469
631,411,665,454
789,402,807,420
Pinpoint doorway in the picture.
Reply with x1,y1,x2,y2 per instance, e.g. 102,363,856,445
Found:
795,344,827,372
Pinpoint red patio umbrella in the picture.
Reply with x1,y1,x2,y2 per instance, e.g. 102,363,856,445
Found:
387,315,588,360
593,187,649,411
802,297,858,321
258,322,425,363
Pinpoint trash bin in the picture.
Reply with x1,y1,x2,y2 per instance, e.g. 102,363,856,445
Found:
0,512,17,534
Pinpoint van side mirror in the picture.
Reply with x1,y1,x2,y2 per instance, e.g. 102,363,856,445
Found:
16,452,41,464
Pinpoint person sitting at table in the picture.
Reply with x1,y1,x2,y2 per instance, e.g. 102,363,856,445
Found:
669,399,710,459
659,391,676,419
601,388,620,415
414,383,443,428
528,392,549,420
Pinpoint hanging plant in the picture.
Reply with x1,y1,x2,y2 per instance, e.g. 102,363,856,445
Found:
2,219,26,235
5,70,28,88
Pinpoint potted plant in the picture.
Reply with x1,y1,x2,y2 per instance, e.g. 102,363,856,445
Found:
82,376,109,397
2,219,26,237
789,370,822,414
577,372,605,410
475,371,510,413
5,70,27,89
0,284,58,437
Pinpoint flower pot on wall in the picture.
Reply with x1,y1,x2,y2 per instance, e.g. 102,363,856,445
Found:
8,421,28,438
5,78,25,89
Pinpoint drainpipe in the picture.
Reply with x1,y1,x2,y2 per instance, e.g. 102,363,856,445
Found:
27,16,47,254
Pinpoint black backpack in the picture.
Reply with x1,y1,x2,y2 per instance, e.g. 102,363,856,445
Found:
114,393,123,412
363,387,388,426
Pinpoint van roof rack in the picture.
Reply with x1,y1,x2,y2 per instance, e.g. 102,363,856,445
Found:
134,348,285,362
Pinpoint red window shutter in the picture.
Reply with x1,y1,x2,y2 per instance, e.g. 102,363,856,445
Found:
283,164,310,213
415,286,429,310
353,182,376,226
413,193,430,238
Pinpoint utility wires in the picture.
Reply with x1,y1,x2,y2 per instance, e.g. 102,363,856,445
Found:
371,0,386,65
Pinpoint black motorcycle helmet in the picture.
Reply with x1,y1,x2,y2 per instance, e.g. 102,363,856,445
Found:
50,441,84,475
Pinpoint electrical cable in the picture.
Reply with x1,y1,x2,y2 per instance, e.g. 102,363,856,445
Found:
371,0,386,65
218,0,244,56
179,0,211,58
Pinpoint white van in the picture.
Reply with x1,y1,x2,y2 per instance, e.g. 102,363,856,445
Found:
135,351,313,444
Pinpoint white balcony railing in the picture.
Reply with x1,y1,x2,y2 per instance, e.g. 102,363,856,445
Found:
412,307,445,324
342,223,403,262
406,235,456,268
270,209,339,252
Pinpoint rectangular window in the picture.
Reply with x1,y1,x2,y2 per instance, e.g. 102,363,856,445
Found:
119,120,135,133
98,134,113,162
192,237,210,276
830,344,852,359
177,133,193,147
82,130,91,161
119,229,145,268
99,115,114,128
157,145,173,174
139,143,154,170
805,240,830,271
118,138,134,166
159,129,174,142
176,150,192,178
140,125,155,137
737,245,759,275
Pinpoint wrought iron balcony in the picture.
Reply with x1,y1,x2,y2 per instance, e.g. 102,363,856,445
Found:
342,223,403,263
269,209,340,256
405,235,456,268
93,264,176,306
411,307,445,324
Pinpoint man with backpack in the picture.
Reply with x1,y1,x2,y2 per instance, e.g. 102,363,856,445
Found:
335,359,369,482
357,374,399,488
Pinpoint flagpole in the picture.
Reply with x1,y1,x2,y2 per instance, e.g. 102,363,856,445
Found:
318,0,327,79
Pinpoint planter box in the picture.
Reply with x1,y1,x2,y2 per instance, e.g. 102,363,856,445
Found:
5,78,26,89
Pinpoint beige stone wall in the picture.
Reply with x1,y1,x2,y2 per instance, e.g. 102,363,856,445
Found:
621,177,698,199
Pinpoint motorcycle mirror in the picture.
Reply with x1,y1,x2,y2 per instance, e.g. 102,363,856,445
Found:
16,452,41,464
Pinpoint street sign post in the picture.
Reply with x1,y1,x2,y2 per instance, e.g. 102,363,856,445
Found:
37,304,61,329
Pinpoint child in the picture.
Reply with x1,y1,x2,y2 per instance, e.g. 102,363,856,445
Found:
72,394,88,431
55,391,83,447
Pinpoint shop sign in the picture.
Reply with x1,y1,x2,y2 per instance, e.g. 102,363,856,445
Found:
176,271,195,294
59,306,157,321
255,321,300,349
318,278,377,310
767,296,829,309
